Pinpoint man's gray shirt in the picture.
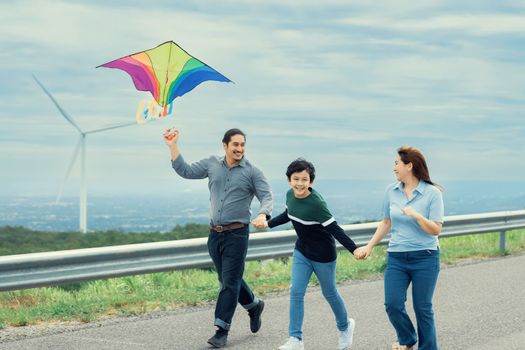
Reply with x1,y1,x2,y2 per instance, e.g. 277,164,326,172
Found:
172,155,273,225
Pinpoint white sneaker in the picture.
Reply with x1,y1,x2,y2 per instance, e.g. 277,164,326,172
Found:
278,336,305,350
338,318,355,349
392,342,413,350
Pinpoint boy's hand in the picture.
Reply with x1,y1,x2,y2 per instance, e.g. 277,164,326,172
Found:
354,246,372,260
252,214,268,229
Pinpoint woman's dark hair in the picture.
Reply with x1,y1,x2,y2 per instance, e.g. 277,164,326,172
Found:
286,158,316,182
222,128,246,144
397,146,441,189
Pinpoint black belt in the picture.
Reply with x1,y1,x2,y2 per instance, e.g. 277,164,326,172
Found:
209,222,246,232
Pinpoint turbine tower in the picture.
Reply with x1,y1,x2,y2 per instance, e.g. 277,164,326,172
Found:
33,75,135,233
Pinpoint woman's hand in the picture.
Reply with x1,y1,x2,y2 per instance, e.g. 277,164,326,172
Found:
401,206,421,219
354,245,372,260
402,207,442,236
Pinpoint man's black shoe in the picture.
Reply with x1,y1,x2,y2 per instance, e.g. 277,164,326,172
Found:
207,328,228,348
248,299,265,333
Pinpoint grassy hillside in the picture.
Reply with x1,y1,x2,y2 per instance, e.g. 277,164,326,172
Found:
0,224,210,256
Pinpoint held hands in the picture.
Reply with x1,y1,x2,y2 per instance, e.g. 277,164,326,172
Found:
353,245,372,260
252,214,268,229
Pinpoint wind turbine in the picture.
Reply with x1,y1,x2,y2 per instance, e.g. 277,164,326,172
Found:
33,75,136,233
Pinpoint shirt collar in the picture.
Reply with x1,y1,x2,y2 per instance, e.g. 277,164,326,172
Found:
221,156,247,168
393,181,403,191
415,180,427,194
394,180,427,195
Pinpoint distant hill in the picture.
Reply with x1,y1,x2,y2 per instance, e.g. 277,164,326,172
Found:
0,180,524,232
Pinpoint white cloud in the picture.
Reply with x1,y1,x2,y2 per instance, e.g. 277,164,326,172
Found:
339,14,525,35
255,127,390,142
0,0,524,196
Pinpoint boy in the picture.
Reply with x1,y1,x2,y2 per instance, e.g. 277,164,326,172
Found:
256,158,357,350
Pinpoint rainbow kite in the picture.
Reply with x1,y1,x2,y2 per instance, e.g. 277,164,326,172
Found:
97,41,231,120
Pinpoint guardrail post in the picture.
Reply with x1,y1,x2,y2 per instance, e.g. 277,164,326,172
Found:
499,230,506,253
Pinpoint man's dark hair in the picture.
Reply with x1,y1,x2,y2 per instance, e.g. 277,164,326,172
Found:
286,158,316,182
222,128,246,144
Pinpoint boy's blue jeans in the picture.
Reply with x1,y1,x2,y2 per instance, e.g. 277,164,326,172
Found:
384,249,440,350
288,249,349,340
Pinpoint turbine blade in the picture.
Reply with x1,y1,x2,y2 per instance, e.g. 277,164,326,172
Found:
32,74,84,134
56,137,83,204
85,121,136,134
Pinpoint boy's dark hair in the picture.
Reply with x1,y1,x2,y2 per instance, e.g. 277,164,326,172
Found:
286,158,316,182
222,128,246,144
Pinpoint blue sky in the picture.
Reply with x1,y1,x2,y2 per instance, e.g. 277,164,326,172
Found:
1,1,524,197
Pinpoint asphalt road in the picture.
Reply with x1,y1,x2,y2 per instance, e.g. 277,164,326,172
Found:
1,254,524,349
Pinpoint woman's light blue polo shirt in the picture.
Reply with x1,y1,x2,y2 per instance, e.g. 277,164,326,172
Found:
382,181,444,252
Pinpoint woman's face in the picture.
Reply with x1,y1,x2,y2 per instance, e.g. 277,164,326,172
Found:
393,154,412,182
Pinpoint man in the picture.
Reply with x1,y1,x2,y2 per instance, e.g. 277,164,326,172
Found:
166,128,272,348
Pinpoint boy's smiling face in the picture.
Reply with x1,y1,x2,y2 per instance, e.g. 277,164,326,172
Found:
288,170,312,198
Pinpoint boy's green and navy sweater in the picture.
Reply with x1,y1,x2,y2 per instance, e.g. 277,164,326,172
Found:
268,188,357,262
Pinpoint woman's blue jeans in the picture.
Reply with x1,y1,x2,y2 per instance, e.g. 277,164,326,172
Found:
288,249,349,340
384,249,440,350
207,226,258,330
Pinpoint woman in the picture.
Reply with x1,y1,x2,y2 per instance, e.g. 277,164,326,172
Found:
355,146,444,350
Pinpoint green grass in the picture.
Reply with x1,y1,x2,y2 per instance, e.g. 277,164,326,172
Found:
1,230,524,329
0,224,211,256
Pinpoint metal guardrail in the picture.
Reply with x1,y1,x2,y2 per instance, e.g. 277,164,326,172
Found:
1,210,524,292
